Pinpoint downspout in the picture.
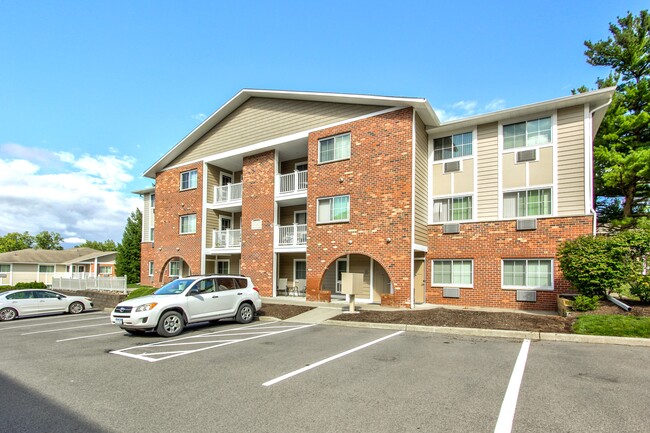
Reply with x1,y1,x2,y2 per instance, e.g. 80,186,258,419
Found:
588,97,612,236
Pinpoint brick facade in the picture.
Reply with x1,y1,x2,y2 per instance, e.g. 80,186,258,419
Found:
306,108,415,307
426,216,593,310
142,162,203,288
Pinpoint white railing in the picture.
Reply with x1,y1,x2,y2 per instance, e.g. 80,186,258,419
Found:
51,276,127,292
56,272,94,279
214,182,243,204
212,229,242,248
277,170,308,195
276,224,307,246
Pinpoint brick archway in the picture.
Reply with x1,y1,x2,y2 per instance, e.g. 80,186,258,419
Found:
158,256,193,285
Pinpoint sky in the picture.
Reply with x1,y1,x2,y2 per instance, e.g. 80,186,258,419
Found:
0,0,646,247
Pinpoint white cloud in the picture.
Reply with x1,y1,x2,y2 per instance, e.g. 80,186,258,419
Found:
63,237,86,244
192,113,207,122
435,98,508,122
0,145,141,244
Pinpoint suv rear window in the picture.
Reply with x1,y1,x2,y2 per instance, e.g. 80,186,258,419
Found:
235,278,248,288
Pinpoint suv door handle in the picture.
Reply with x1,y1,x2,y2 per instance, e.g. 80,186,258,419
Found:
237,292,243,295
212,295,219,298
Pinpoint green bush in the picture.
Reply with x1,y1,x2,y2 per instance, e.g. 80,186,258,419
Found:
630,274,650,303
14,282,47,289
571,295,601,311
0,286,13,292
125,287,156,300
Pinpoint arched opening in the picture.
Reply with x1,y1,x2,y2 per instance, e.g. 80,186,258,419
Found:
158,256,193,285
319,254,392,304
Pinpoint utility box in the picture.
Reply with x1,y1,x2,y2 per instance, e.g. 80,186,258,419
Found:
341,272,364,295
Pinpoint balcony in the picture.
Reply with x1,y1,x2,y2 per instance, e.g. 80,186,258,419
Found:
275,224,307,251
210,182,242,211
211,229,242,252
276,170,307,199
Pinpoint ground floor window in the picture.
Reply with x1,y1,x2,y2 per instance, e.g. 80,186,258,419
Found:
294,260,306,280
502,259,553,289
217,260,230,275
38,265,54,273
148,261,154,277
0,264,10,273
99,266,112,275
169,261,180,277
431,260,473,287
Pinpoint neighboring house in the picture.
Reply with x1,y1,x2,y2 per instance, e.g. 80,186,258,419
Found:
0,248,117,286
135,88,614,310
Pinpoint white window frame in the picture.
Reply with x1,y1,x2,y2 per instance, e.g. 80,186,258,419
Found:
169,261,180,278
216,259,230,275
430,259,474,288
502,187,553,219
431,195,474,223
502,116,554,150
432,131,474,161
99,266,112,275
150,193,155,209
180,214,197,234
150,227,154,241
148,261,154,277
0,264,10,273
317,195,350,224
180,169,198,191
502,259,554,291
318,132,351,164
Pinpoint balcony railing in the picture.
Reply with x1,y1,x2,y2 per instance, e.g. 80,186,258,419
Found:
212,229,242,248
276,224,307,247
214,182,243,204
277,170,308,195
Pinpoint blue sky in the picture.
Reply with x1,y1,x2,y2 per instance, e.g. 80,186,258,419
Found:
0,0,645,245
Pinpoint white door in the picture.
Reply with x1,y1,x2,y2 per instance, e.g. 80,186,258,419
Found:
335,259,347,293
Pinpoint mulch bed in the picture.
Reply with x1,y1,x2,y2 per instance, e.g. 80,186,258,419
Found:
258,304,314,320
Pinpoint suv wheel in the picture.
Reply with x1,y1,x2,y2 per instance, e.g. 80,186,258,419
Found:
235,303,255,324
157,311,184,337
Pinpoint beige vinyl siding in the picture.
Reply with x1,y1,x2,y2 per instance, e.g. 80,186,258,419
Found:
454,159,474,194
528,147,553,186
414,115,428,245
280,158,309,174
279,206,307,225
217,255,240,274
206,165,220,204
205,210,237,248
502,153,527,189
278,253,306,288
170,98,387,167
432,164,452,196
321,264,336,292
476,122,499,220
557,105,586,216
11,264,38,284
142,193,153,242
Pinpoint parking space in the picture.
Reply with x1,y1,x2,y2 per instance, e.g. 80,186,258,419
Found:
1,315,649,433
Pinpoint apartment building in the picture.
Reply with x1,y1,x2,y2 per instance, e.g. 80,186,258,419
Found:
136,88,614,310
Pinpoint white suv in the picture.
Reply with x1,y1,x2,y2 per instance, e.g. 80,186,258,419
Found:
111,275,262,337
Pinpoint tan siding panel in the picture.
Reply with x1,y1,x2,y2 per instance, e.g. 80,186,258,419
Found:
453,159,474,194
278,253,305,288
414,115,428,245
528,147,553,186
170,98,387,166
432,165,452,196
477,122,499,220
502,153,527,189
556,105,586,216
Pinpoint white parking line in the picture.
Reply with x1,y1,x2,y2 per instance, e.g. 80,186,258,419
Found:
111,322,316,363
263,331,404,387
494,339,531,433
0,314,106,331
56,331,125,342
21,322,113,335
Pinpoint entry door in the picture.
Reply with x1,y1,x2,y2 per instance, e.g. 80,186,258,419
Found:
335,259,347,293
221,174,232,185
414,260,425,304
220,217,232,230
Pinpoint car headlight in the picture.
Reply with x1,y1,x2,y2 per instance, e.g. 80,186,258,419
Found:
135,303,158,312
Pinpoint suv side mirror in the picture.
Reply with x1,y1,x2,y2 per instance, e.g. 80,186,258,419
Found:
187,287,200,296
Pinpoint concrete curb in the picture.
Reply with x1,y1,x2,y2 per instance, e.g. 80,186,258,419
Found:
322,320,650,347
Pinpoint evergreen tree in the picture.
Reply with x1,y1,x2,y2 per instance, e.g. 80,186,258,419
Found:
115,209,142,284
583,10,650,227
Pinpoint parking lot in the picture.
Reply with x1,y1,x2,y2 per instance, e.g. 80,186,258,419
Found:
1,311,649,433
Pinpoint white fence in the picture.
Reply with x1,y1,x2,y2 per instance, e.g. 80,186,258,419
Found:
51,276,127,293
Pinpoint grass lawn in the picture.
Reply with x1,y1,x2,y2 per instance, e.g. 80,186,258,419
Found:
573,315,650,338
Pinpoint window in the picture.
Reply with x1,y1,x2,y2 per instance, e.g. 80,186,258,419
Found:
294,260,307,280
169,261,180,277
217,260,230,275
180,169,198,190
319,133,351,163
432,196,472,222
38,265,54,273
503,259,553,289
503,117,552,149
148,261,154,277
503,189,551,218
150,227,155,241
99,266,112,275
433,132,473,161
150,194,155,208
180,214,197,234
431,260,473,287
0,264,9,273
317,195,350,223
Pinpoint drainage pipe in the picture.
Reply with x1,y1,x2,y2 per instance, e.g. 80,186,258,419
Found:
607,295,632,312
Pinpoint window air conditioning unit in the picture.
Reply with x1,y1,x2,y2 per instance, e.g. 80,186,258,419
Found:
443,223,460,234
516,218,537,231
443,287,460,298
516,290,537,302
444,160,461,173
516,149,537,163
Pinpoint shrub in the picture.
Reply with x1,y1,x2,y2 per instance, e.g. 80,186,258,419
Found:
14,282,47,289
125,287,156,300
571,295,601,312
0,285,13,292
630,274,650,303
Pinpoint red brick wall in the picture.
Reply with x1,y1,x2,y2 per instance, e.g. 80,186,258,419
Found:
426,216,593,310
306,108,414,307
240,150,276,296
141,162,203,288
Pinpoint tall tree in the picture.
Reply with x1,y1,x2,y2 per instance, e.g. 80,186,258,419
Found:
584,10,650,227
76,239,118,251
0,232,34,253
33,231,64,250
115,209,142,284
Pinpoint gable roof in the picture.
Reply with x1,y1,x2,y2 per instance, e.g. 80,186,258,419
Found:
0,248,116,264
143,89,440,178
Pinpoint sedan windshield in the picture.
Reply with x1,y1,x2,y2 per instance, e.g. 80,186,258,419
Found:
154,279,194,295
